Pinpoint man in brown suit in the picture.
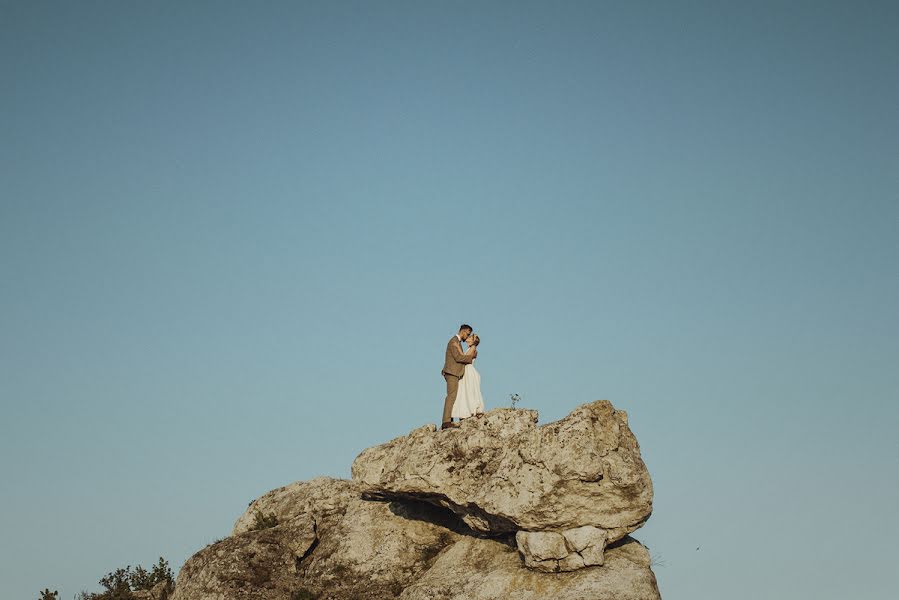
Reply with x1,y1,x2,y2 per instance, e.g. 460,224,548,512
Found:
441,324,476,429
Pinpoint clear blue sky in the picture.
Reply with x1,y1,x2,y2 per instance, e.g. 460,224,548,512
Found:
2,2,897,599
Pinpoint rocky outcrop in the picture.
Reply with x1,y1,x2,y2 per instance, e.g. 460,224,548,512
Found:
352,400,653,570
171,401,660,599
132,580,171,600
400,535,660,600
173,478,467,600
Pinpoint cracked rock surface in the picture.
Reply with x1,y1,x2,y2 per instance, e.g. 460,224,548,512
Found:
172,476,660,600
173,478,466,600
516,526,607,572
401,535,660,600
352,400,653,569
170,402,660,598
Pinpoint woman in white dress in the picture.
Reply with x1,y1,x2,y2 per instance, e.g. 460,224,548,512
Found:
452,333,485,420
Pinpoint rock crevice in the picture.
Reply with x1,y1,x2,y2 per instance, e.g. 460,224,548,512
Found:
352,400,653,569
171,400,660,600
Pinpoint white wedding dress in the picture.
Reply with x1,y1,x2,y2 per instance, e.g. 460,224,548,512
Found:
452,361,485,420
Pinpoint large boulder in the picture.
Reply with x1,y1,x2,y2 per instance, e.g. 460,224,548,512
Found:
172,476,660,600
173,478,467,600
351,401,653,569
170,401,659,597
401,535,661,600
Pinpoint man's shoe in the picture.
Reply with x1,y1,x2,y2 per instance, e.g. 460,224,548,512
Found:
441,421,460,430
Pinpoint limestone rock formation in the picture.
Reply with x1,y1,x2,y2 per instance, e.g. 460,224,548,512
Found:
400,535,660,600
170,401,660,599
173,478,467,600
352,400,653,570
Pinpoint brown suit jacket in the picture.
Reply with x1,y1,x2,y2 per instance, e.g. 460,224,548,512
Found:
442,335,474,378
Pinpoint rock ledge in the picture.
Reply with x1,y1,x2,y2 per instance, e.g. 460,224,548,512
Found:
169,401,660,599
352,400,653,570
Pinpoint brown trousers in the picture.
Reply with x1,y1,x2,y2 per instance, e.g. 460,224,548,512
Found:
442,373,460,424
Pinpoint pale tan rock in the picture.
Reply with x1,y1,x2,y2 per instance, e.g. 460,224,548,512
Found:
131,580,171,600
352,400,653,559
516,526,607,572
173,476,660,599
516,530,569,560
566,524,607,566
558,552,587,571
232,476,352,535
581,541,607,567
563,525,606,553
170,402,660,597
399,536,661,600
173,478,464,600
170,518,316,600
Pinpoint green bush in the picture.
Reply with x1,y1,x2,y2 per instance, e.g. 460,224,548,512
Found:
75,557,174,600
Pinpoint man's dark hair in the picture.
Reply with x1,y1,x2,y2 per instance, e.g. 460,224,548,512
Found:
459,324,473,332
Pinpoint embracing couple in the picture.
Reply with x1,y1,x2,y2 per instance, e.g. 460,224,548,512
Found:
440,324,485,430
